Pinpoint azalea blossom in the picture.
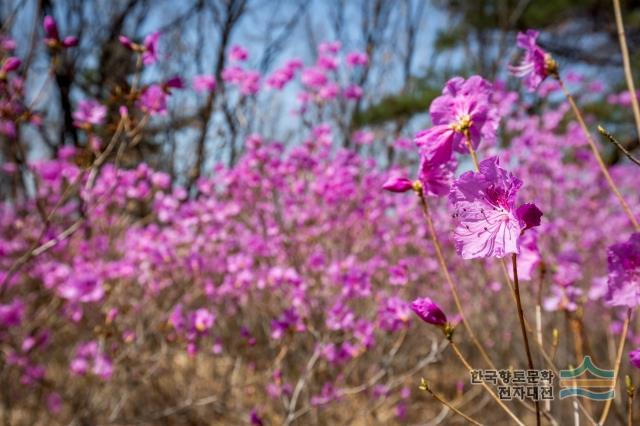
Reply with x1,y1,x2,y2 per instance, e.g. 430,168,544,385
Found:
449,156,542,259
345,51,368,67
137,84,167,115
142,31,160,65
415,76,496,165
72,100,107,128
343,84,363,100
228,44,249,62
419,157,454,197
192,74,216,92
605,233,640,308
509,30,557,92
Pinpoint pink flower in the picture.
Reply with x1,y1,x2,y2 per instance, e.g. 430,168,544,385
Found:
249,408,264,426
240,71,260,95
0,36,16,51
73,100,107,127
301,67,328,89
543,285,582,312
137,84,167,116
449,156,542,259
415,76,495,165
228,44,249,62
419,157,454,197
192,308,215,332
382,176,413,193
193,74,216,92
0,299,24,327
47,393,62,413
379,297,412,331
317,54,339,71
345,51,368,67
343,84,363,100
353,130,374,145
318,41,341,55
510,30,555,92
266,68,294,90
56,268,104,303
222,66,245,84
142,31,160,65
605,233,640,308
410,297,447,326
630,348,640,369
285,58,304,71
317,82,339,100
70,341,113,380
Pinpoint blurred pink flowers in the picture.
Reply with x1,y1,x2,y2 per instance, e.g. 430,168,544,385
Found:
72,100,107,128
137,84,167,115
228,44,249,62
345,51,368,67
606,233,640,308
192,74,217,92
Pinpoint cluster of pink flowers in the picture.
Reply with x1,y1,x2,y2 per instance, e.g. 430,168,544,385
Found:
2,20,640,424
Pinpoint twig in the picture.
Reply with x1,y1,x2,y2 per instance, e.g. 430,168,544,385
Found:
598,126,640,167
599,308,632,425
612,0,640,142
448,340,525,426
512,253,541,426
558,79,640,231
419,378,484,425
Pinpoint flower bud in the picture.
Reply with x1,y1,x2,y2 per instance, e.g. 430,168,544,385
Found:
43,16,59,40
1,57,21,73
382,176,413,193
410,297,447,326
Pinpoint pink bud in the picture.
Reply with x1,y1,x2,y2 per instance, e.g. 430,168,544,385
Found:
118,35,134,50
410,297,447,326
165,76,184,89
382,176,413,193
43,16,59,40
119,106,128,118
516,203,543,230
1,57,21,73
62,36,78,47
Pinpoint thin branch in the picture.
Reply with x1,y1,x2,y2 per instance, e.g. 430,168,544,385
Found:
598,125,640,167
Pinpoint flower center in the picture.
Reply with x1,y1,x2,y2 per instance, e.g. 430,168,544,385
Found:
450,114,472,133
544,54,558,76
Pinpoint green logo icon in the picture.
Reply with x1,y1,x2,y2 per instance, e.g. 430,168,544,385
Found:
559,356,615,400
